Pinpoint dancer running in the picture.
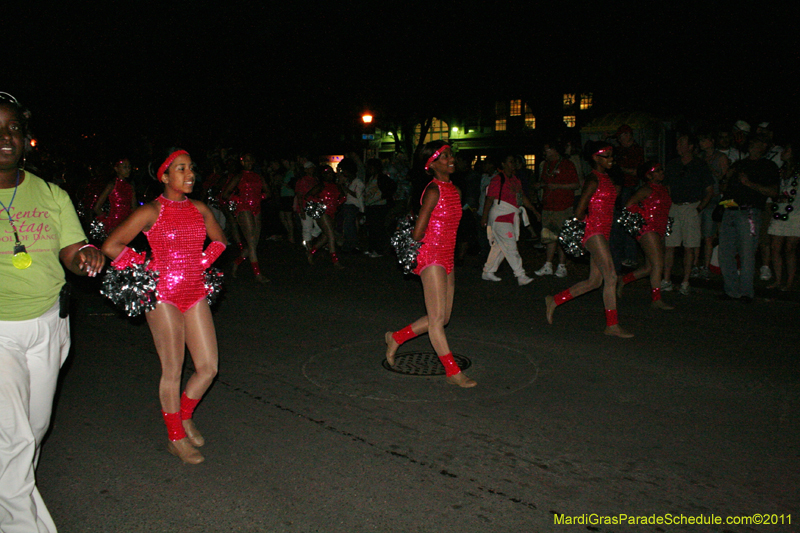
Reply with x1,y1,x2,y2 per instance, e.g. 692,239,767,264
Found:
384,141,476,387
102,149,227,464
616,161,674,309
222,153,270,282
94,157,137,234
545,141,633,338
306,164,346,268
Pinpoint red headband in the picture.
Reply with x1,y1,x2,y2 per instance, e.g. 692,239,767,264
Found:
157,150,189,180
424,145,451,171
593,147,613,157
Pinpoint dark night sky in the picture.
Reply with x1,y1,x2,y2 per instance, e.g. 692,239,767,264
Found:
4,2,799,156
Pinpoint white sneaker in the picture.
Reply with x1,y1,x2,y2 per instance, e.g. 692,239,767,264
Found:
534,262,553,276
517,274,534,286
760,265,772,281
661,280,673,291
679,281,690,296
555,264,568,278
482,272,502,282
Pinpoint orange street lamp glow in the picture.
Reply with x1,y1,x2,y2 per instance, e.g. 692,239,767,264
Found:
362,113,373,124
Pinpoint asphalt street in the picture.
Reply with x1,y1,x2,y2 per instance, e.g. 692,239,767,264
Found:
36,241,798,532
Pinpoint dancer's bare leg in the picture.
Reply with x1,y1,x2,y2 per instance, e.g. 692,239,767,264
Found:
583,235,632,337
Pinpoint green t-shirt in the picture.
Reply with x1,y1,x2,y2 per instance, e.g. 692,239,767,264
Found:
0,172,87,320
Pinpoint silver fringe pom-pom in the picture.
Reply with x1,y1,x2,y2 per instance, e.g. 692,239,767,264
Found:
665,216,674,237
100,263,159,317
559,217,586,257
224,200,238,215
304,200,326,220
206,189,220,210
89,219,108,241
390,215,422,275
617,207,645,237
205,267,224,306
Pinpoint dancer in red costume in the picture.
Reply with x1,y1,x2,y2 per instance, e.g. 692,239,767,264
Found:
617,161,674,309
306,165,346,269
222,153,270,282
102,149,227,464
384,141,476,387
545,141,634,338
94,157,137,234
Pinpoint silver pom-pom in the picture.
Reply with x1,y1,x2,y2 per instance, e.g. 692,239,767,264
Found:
559,217,586,257
617,207,645,237
390,215,422,274
225,200,238,215
205,267,224,306
206,189,220,210
304,200,326,220
665,216,674,237
89,219,108,241
100,262,159,317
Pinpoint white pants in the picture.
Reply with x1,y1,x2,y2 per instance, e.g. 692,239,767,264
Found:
300,216,321,245
483,221,526,277
0,303,69,533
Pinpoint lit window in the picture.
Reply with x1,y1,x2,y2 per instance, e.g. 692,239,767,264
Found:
495,119,507,131
414,117,450,145
524,155,536,169
563,115,576,128
563,93,576,108
525,113,536,129
510,99,521,116
580,93,593,110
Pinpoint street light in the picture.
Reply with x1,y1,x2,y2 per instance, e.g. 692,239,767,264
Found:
361,113,373,124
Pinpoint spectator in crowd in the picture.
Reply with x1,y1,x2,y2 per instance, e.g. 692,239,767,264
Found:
363,158,392,257
662,133,714,296
337,157,364,254
718,136,780,302
93,156,138,236
767,139,799,291
534,141,579,278
692,130,729,278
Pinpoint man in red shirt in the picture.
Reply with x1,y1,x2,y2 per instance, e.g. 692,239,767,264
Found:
534,142,580,278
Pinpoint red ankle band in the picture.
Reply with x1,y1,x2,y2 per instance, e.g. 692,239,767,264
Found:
623,272,637,285
237,241,244,252
391,325,416,345
554,289,573,306
651,287,661,302
605,308,619,327
251,262,261,276
331,252,339,263
180,392,201,420
438,352,461,377
234,255,246,266
162,411,186,441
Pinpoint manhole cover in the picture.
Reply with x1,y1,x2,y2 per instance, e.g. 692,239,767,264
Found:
383,351,471,376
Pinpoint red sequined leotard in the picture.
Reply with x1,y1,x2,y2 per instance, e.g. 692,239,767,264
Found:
316,182,346,217
413,179,462,275
582,170,617,244
231,171,264,216
635,182,672,238
100,178,134,233
144,196,209,313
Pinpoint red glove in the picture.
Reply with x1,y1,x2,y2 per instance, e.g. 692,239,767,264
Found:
200,241,226,269
111,246,146,270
